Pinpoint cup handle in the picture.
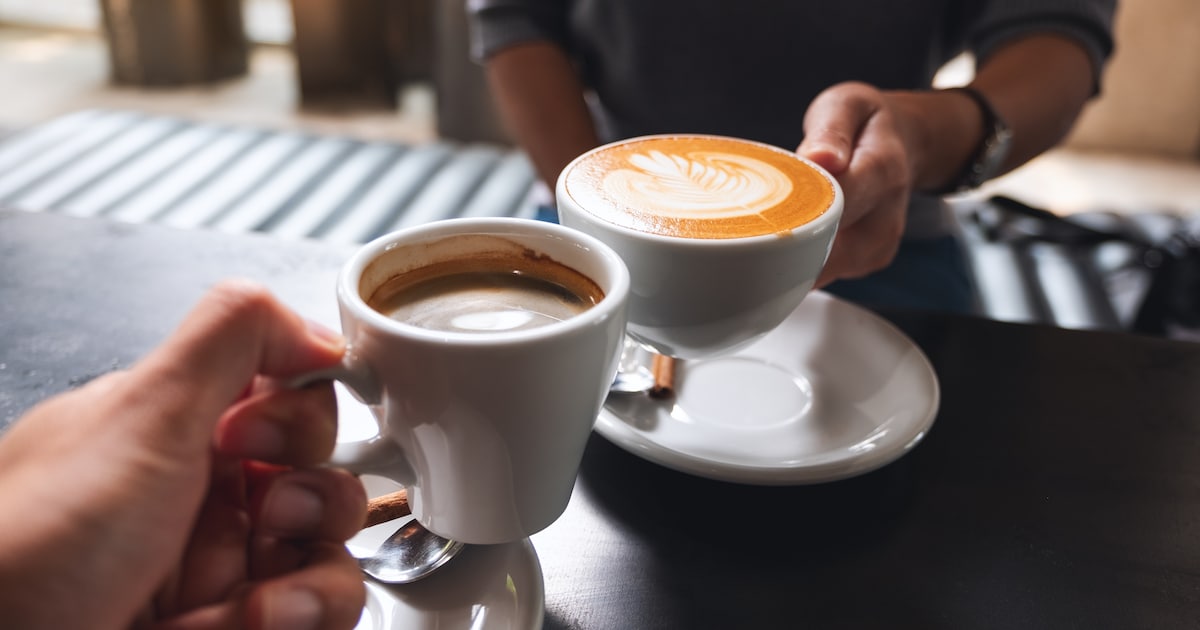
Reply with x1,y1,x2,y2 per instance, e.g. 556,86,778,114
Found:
291,351,413,480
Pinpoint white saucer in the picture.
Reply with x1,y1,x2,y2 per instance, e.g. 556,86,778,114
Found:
596,291,940,485
348,477,545,630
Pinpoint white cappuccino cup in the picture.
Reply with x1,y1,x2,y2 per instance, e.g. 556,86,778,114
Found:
557,134,843,359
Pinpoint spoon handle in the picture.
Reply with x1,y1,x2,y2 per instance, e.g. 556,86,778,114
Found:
364,489,411,528
649,354,676,399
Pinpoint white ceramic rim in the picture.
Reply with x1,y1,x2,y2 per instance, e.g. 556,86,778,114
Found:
338,217,630,346
556,133,845,247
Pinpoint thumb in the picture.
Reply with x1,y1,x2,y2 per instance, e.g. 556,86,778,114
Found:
797,82,881,175
797,128,851,176
124,280,344,455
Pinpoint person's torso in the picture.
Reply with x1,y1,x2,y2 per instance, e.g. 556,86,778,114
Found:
566,0,978,149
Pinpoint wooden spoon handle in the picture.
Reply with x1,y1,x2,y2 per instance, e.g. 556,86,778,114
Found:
649,353,676,399
364,489,412,528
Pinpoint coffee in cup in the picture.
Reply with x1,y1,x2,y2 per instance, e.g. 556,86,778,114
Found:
365,243,605,334
557,134,843,359
299,219,630,545
561,134,835,239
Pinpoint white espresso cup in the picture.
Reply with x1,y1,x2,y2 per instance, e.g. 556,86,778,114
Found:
308,218,629,544
557,134,843,359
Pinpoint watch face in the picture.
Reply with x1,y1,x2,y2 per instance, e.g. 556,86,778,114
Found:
977,121,1013,183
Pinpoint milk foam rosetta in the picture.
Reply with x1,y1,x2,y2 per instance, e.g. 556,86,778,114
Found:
564,136,835,239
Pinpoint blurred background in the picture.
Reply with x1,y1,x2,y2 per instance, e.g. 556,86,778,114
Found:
0,0,1197,214
0,0,534,145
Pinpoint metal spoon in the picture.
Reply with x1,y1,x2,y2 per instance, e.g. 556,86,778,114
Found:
353,490,466,584
611,337,676,398
610,337,658,393
355,519,465,584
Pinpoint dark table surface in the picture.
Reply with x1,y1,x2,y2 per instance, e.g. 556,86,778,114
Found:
2,209,1199,629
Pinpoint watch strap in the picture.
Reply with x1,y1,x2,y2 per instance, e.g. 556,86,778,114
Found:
942,86,1013,194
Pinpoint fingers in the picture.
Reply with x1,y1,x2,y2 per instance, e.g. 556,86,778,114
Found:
166,280,345,384
152,542,364,630
154,464,364,621
798,81,881,175
252,468,367,545
121,281,345,455
815,204,905,287
815,158,907,286
161,456,253,614
245,542,365,630
215,382,339,466
821,123,909,283
801,83,912,285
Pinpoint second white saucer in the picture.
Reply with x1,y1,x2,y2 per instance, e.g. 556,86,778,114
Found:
349,477,545,630
596,291,940,485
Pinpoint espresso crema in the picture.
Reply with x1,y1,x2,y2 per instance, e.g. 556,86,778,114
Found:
563,135,836,239
366,251,604,334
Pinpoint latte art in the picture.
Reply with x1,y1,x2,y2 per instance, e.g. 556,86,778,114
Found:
605,150,793,219
563,135,835,239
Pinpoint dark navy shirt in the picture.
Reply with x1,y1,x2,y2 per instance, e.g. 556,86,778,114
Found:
468,0,1115,150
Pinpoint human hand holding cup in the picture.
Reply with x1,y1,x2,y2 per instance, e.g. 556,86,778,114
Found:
299,218,629,545
556,134,844,359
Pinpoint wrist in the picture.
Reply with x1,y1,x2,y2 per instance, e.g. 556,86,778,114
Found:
939,87,1014,193
888,89,989,194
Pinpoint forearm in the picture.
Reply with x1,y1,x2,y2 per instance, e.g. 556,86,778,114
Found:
484,41,600,190
893,33,1097,193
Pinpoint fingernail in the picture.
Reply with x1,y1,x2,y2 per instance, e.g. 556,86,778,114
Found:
264,588,322,630
305,319,344,349
802,144,845,168
263,481,324,533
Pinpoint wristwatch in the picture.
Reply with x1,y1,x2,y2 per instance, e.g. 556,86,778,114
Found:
944,86,1013,193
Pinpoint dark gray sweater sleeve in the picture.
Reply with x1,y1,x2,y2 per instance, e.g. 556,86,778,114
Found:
968,0,1117,90
466,0,568,62
467,0,1118,91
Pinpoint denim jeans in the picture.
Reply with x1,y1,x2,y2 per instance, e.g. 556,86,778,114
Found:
824,235,976,315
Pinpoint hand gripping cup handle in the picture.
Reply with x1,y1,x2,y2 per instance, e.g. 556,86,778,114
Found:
282,218,633,545
291,350,465,583
290,350,416,483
